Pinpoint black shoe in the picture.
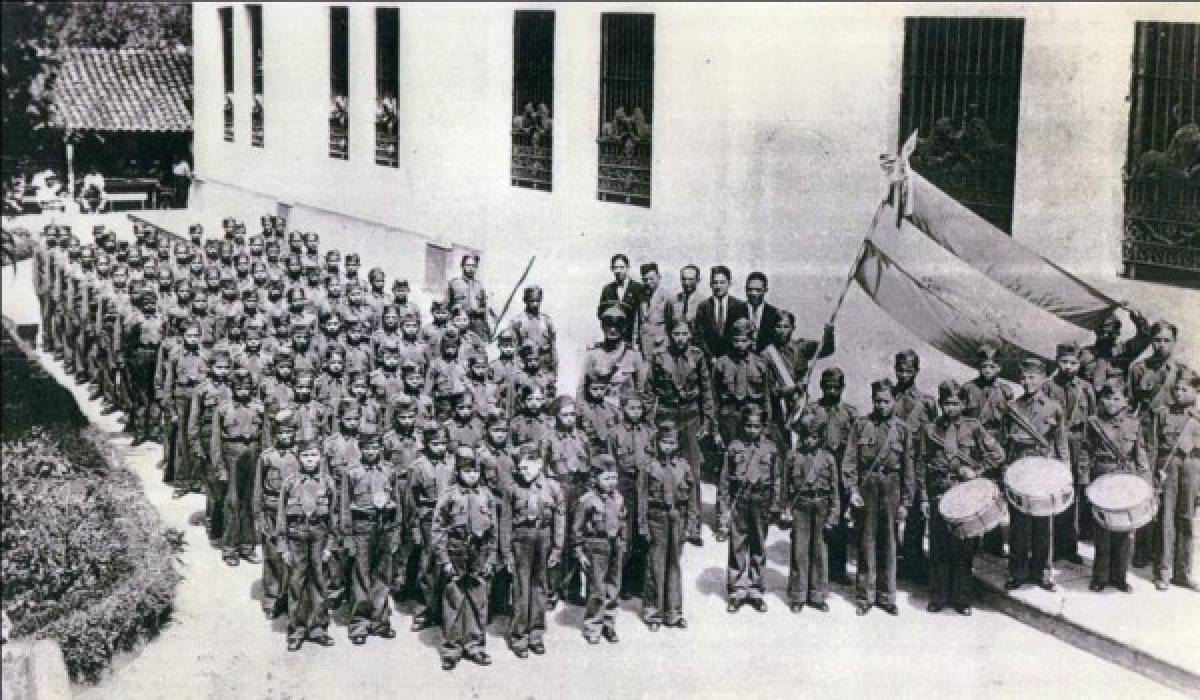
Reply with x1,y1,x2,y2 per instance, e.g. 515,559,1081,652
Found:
411,618,433,632
790,603,803,614
619,591,632,601
241,550,260,564
749,599,767,613
514,648,529,659
1132,558,1150,569
714,530,728,542
856,603,871,616
687,535,704,547
726,601,740,614
1063,553,1084,565
1089,582,1105,592
529,643,546,655
131,436,147,446
467,651,492,666
287,639,302,652
1004,577,1022,591
377,626,396,639
601,628,619,644
1113,582,1132,593
956,605,972,616
878,602,899,616
1037,579,1057,592
671,618,688,628
927,602,944,613
442,658,457,671
351,635,366,646
310,633,335,647
647,622,661,632
586,636,600,645
809,602,829,613
1155,579,1170,591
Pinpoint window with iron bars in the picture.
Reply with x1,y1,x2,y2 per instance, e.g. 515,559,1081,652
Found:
220,7,234,142
597,13,654,208
248,5,264,148
375,8,399,168
1123,21,1200,284
511,10,554,191
899,17,1024,233
330,7,350,160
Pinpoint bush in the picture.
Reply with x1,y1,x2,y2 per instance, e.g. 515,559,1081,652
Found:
1,427,181,683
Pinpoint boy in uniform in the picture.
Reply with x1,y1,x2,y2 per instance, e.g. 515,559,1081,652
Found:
720,405,780,613
784,410,840,613
509,286,558,374
638,422,695,629
188,350,234,503
212,368,266,565
254,410,300,618
409,422,456,631
574,456,627,644
277,440,338,651
1150,371,1200,591
806,367,858,583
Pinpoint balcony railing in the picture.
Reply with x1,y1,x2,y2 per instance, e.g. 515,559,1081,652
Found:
250,95,264,148
1123,175,1200,282
511,130,551,191
375,119,398,167
597,136,651,207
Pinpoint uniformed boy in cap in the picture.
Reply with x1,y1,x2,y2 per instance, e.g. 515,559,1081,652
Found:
961,345,1013,556
424,300,452,349
433,446,500,669
120,288,165,445
638,421,695,629
805,366,858,583
539,396,592,606
427,328,469,422
509,382,555,448
720,405,780,613
892,349,938,582
785,409,840,613
188,349,234,504
579,305,649,408
1150,371,1200,591
447,253,494,342
390,278,422,328
1004,357,1069,592
845,379,915,615
509,285,558,374
574,455,627,644
1082,379,1150,592
610,391,656,595
920,380,1004,615
342,431,405,643
499,444,565,658
255,410,300,618
1044,341,1097,563
1081,307,1151,392
447,391,485,450
277,439,337,651
163,323,209,487
578,369,620,451
409,421,456,631
212,367,267,565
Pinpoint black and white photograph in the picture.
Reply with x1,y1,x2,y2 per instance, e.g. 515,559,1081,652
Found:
1,3,1197,698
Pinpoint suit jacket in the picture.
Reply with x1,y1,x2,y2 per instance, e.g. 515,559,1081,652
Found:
597,279,645,342
746,301,784,353
693,294,749,359
665,289,707,333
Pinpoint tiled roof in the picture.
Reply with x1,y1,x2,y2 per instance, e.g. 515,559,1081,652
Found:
52,48,192,132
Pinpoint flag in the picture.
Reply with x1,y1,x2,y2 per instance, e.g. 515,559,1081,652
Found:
901,170,1119,330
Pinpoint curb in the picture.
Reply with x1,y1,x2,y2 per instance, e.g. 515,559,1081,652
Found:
975,574,1200,697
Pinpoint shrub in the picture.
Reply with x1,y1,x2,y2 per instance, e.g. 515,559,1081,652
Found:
1,427,181,682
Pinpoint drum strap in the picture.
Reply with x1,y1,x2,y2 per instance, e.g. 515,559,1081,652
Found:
927,425,985,473
1087,417,1129,472
1006,400,1049,450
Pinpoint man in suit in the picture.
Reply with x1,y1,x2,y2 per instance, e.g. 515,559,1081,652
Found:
597,253,644,344
638,262,671,360
665,264,705,335
693,265,748,360
744,271,784,353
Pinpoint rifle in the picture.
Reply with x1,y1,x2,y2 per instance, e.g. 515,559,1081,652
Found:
491,256,537,335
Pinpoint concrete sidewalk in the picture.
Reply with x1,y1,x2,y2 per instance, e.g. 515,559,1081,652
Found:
974,542,1200,695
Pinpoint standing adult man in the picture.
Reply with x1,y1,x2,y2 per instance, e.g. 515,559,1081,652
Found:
693,266,748,360
447,253,494,342
638,263,671,359
664,264,705,337
744,272,784,353
597,253,644,344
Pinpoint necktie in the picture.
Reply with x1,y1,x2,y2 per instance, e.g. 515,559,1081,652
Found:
682,293,689,319
716,299,725,333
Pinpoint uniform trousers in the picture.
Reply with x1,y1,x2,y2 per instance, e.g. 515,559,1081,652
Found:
347,520,400,637
788,499,830,605
726,496,771,603
855,472,902,606
1008,507,1054,583
260,505,285,615
508,525,553,652
929,507,977,607
580,536,623,640
441,566,491,662
1157,454,1199,583
221,442,259,551
643,508,687,624
284,523,331,644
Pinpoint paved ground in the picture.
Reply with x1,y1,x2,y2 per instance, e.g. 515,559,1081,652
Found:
2,218,1196,698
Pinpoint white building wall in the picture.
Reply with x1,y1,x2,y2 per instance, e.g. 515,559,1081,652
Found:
191,2,1199,298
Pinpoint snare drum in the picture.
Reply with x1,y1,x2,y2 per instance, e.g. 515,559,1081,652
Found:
939,478,1008,539
1087,473,1156,533
1003,457,1074,517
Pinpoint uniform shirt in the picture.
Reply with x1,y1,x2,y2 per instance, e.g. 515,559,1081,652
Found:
509,411,554,448
1079,412,1150,480
165,348,208,398
211,398,266,461
712,352,771,414
1129,356,1187,416
447,416,485,450
447,276,488,318
809,398,858,456
427,356,468,399
720,438,781,507
665,289,706,333
322,432,361,482
768,333,835,394
648,345,715,418
500,477,566,565
489,357,520,390
477,441,516,494
397,337,431,375
259,379,295,416
577,398,619,449
784,447,841,520
188,380,232,447
1149,405,1200,471
432,484,498,576
578,342,649,407
638,286,671,356
409,453,456,514
894,384,939,432
292,400,331,444
610,421,655,490
1081,319,1153,392
572,490,627,553
637,455,696,533
381,428,422,470
962,377,1014,439
843,413,916,504
1043,375,1097,433
275,470,337,534
341,460,406,533
314,372,349,408
919,416,1005,502
509,311,558,370
1003,391,1069,462
255,447,299,514
540,428,591,482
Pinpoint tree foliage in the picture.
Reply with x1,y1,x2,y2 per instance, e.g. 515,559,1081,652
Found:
1,2,191,166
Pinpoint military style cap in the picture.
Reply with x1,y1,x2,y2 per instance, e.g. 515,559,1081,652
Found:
657,419,679,440
358,430,382,448
430,299,447,313
392,278,410,291
1097,376,1127,398
819,367,845,387
338,398,361,418
591,454,618,475
391,393,416,410
894,349,920,371
1020,357,1048,375
975,344,1000,365
730,318,754,338
232,367,255,387
345,253,361,264
378,337,400,353
294,368,317,384
515,443,541,462
368,267,385,281
422,420,448,440
455,446,477,463
518,340,539,358
212,349,233,364
600,305,627,325
496,328,515,343
792,408,820,437
1055,342,1081,359
274,348,296,365
523,286,544,302
440,328,460,348
484,407,509,427
937,379,963,402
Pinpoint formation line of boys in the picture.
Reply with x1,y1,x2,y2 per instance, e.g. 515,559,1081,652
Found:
29,216,1198,671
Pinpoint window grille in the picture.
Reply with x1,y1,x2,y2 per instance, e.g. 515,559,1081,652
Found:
330,7,350,160
220,7,234,142
248,5,264,148
900,17,1024,233
1123,21,1200,283
511,10,555,191
375,8,400,168
597,13,654,208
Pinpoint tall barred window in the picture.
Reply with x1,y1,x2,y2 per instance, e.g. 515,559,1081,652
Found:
248,5,264,148
220,7,234,142
1123,21,1200,283
375,8,400,168
330,6,350,160
511,10,555,191
899,17,1024,233
597,13,654,208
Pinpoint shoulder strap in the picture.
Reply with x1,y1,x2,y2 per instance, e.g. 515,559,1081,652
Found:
1006,399,1050,449
1087,416,1129,471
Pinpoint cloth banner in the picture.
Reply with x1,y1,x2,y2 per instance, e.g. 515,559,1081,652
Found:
904,171,1119,331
